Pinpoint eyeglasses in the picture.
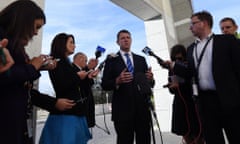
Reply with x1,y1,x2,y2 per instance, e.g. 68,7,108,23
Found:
190,21,201,26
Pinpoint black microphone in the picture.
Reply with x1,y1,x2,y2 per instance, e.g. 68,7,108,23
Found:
142,46,169,69
95,45,106,59
97,53,118,71
163,83,170,88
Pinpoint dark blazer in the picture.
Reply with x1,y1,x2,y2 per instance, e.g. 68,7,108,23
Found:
101,52,153,123
72,63,95,127
0,27,57,144
48,58,86,116
174,34,240,109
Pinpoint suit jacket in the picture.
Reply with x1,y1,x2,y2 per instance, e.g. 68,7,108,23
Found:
48,58,87,116
72,63,95,127
174,34,240,109
101,51,153,123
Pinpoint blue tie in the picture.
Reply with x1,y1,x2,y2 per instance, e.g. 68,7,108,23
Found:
124,53,134,74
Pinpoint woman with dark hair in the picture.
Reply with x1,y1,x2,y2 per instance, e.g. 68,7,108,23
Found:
167,44,203,144
39,33,91,144
0,1,67,144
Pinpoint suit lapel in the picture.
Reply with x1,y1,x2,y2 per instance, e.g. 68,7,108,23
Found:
116,51,128,71
212,35,217,66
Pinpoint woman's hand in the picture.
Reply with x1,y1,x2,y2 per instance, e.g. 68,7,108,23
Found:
55,99,76,111
29,55,58,71
88,69,99,78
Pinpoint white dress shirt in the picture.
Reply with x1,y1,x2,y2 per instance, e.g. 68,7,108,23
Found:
193,33,216,90
120,50,134,68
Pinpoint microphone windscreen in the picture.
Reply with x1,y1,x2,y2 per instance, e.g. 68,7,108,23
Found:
95,45,106,59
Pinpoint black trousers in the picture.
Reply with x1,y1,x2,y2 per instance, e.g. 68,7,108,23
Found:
114,118,151,144
199,90,240,144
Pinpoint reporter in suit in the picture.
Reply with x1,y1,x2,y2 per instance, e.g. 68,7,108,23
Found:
171,11,240,144
101,29,154,144
72,52,99,128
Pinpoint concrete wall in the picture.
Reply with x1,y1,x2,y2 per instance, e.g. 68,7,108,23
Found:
145,19,173,131
142,0,193,131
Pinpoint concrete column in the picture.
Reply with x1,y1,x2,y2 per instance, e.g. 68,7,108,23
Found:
144,19,173,131
142,0,194,131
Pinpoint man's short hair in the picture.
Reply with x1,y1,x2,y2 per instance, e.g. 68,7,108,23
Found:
117,29,131,41
220,17,237,26
191,10,213,28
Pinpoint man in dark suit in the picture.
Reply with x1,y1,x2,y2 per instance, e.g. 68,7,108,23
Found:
101,29,155,144
72,52,98,128
169,11,240,144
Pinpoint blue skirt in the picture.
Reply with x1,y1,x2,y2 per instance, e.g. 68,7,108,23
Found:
39,115,92,144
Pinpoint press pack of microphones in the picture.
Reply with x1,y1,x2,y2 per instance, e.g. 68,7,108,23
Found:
95,45,167,71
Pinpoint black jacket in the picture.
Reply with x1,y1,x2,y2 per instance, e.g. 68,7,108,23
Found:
48,58,86,116
101,52,154,123
72,63,95,127
173,34,240,109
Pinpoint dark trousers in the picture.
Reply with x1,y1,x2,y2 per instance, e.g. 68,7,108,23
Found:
114,119,151,144
199,90,240,144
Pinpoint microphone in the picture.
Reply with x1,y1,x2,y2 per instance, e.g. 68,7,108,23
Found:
163,83,170,88
142,46,169,69
97,53,118,71
95,45,106,59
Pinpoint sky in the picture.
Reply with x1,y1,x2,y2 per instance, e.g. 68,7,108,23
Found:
41,0,147,58
39,0,240,93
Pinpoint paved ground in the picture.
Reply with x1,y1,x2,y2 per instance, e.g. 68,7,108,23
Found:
35,104,231,144
36,112,182,144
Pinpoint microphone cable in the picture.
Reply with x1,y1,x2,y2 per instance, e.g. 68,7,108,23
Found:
169,70,192,144
170,70,203,144
191,102,203,144
175,85,191,143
